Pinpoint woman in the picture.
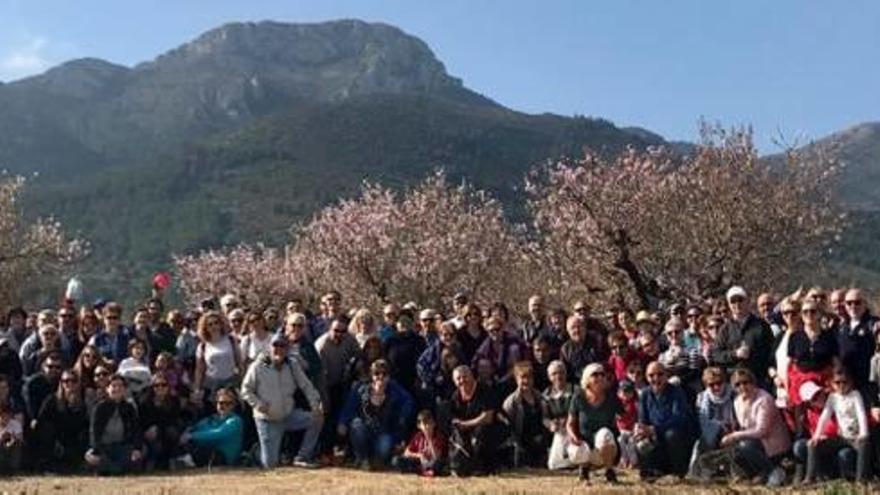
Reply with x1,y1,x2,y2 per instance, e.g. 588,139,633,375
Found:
227,309,247,339
417,321,463,400
139,373,184,470
76,307,101,356
699,316,723,362
176,387,243,467
501,361,549,467
337,359,415,469
473,316,529,386
192,311,242,404
344,335,384,385
455,304,486,366
90,302,130,365
788,299,838,406
239,312,272,369
544,360,578,469
688,367,736,478
85,374,143,475
771,298,801,408
719,368,790,487
0,374,24,428
35,369,90,472
566,363,621,483
73,344,107,392
349,308,378,348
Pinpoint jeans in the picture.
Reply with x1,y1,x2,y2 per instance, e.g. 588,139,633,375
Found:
639,427,692,477
349,418,395,465
255,409,323,468
806,437,869,482
733,438,772,478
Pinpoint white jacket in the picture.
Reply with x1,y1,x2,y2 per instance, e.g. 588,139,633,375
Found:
240,355,321,422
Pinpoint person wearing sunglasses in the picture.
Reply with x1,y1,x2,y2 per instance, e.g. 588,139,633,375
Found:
138,373,184,470
33,370,89,472
719,368,790,487
241,333,324,469
566,363,621,483
688,367,735,479
709,286,774,389
176,387,243,468
634,361,695,481
337,359,414,470
838,289,878,391
90,302,131,365
787,299,838,408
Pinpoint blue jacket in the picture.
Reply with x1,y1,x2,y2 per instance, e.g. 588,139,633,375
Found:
338,379,415,442
638,383,695,437
189,413,243,465
90,327,131,364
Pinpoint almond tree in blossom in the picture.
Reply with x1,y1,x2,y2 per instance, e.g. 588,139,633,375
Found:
526,126,845,309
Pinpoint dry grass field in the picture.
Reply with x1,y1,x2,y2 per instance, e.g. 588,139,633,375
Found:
0,468,872,495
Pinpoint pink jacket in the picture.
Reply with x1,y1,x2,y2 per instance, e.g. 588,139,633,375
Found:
728,388,791,458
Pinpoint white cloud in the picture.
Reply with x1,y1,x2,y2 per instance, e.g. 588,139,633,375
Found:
0,35,53,82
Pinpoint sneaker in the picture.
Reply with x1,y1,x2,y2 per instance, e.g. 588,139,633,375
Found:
605,468,618,484
293,457,320,469
358,459,371,471
766,467,786,488
173,454,195,469
579,466,590,482
420,469,435,478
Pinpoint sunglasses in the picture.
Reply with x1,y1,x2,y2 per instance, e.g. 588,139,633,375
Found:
61,378,78,384
217,400,234,406
707,381,723,387
45,364,62,370
832,379,848,385
153,382,170,388
782,310,798,316
845,300,863,306
733,380,752,388
105,315,120,320
95,371,111,377
372,372,388,378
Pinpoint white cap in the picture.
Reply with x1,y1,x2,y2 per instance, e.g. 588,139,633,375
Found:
726,286,747,301
419,309,437,320
799,381,822,402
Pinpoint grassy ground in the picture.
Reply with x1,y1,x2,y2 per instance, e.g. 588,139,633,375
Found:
0,468,873,495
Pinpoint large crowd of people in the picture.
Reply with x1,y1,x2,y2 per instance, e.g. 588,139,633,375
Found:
1,285,879,487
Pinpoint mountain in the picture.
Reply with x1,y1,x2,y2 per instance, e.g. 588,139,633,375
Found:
810,122,880,211
0,20,664,305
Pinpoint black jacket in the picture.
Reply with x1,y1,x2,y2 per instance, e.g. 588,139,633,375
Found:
709,313,773,381
89,399,141,454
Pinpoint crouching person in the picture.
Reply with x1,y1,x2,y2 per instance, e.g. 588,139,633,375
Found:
392,409,447,476
501,361,550,468
337,359,415,470
448,365,497,476
0,405,23,474
240,334,323,469
85,375,143,475
175,387,243,468
566,363,621,484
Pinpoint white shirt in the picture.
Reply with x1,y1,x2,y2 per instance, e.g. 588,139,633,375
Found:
816,389,869,440
198,335,238,383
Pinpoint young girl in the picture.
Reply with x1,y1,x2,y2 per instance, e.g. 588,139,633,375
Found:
118,339,152,398
154,351,189,398
607,331,637,383
805,368,869,483
615,380,639,468
392,409,446,476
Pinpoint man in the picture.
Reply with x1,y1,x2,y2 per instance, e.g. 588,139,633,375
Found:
837,288,877,390
635,361,695,480
311,291,344,342
418,309,439,343
829,289,848,325
448,365,496,476
90,302,130,364
573,300,609,360
378,303,400,343
22,352,63,422
0,307,29,354
559,316,600,382
56,307,79,356
315,317,359,452
240,334,324,468
19,324,69,377
145,298,177,355
756,293,783,337
522,295,551,344
473,316,528,387
219,294,240,317
709,286,773,387
384,314,427,396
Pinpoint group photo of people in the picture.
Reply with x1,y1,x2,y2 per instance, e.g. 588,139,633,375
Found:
1,283,879,489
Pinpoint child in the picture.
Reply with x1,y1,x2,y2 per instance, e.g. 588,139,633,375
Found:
118,339,152,398
625,360,647,393
607,331,638,383
805,368,869,483
0,405,23,473
392,409,446,476
615,380,639,468
154,351,190,397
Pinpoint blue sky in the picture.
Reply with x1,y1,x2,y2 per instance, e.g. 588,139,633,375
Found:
1,0,877,151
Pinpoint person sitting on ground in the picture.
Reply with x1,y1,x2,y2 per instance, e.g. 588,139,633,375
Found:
175,387,243,468
337,359,415,470
447,365,497,476
501,361,549,468
616,380,639,469
0,404,23,474
85,375,143,475
34,369,89,472
392,409,447,476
